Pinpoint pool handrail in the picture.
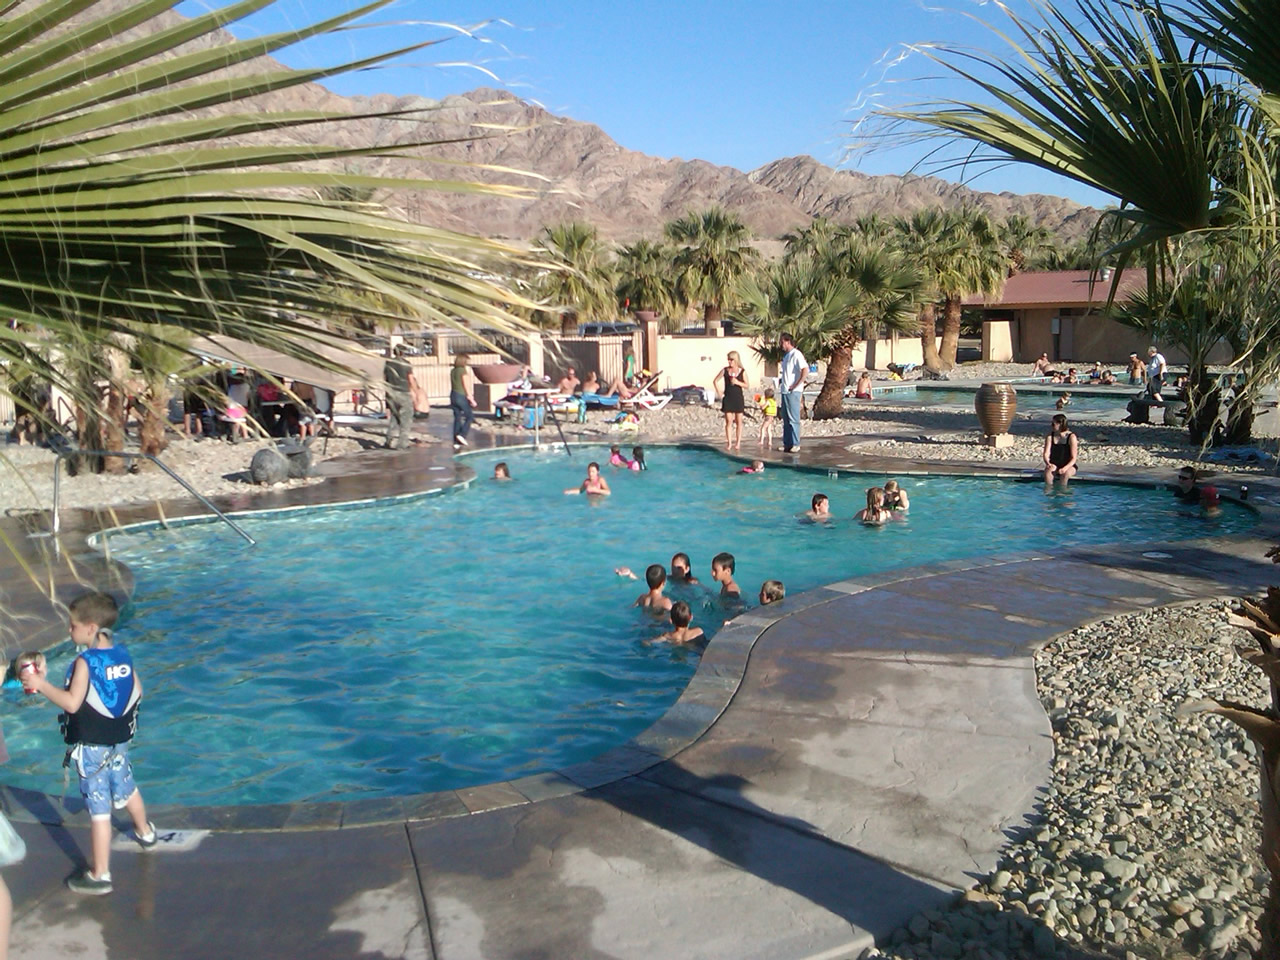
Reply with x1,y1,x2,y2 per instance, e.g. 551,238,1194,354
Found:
47,443,257,551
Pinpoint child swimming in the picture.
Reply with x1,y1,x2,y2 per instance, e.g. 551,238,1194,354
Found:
758,580,785,605
856,486,894,525
635,563,673,612
740,460,765,474
565,462,611,496
883,480,909,511
656,601,705,645
803,493,831,521
631,446,647,471
608,445,629,468
711,552,741,598
492,462,511,480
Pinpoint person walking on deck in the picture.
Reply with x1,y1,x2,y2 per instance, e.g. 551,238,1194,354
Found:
383,344,417,450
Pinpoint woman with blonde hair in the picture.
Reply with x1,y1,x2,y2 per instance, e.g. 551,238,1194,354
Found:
713,350,748,450
451,352,475,448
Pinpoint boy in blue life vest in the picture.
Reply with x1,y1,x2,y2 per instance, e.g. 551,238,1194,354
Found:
26,592,156,895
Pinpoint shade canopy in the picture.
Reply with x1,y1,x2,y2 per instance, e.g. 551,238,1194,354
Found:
187,334,386,392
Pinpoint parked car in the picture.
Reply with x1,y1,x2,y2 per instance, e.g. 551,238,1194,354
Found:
578,322,638,337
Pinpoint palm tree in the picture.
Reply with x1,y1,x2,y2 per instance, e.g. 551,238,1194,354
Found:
1001,215,1056,275
875,0,1280,946
892,209,955,373
738,242,921,420
665,206,761,334
533,222,616,335
781,217,846,261
0,0,541,472
892,208,1004,372
809,241,923,419
615,239,678,327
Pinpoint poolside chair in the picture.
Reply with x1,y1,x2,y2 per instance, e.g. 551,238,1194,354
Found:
622,371,671,411
580,392,622,410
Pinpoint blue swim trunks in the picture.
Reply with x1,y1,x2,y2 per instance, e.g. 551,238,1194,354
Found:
72,743,138,819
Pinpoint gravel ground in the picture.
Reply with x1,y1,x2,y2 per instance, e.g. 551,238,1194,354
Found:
864,600,1269,960
0,430,389,512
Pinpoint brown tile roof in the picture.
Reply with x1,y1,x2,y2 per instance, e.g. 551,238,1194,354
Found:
963,270,1146,308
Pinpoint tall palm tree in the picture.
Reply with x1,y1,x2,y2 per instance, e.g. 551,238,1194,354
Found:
781,217,846,261
615,239,678,328
738,243,921,419
533,222,616,335
665,206,761,334
892,208,1004,372
0,0,541,469
809,241,923,419
892,209,955,373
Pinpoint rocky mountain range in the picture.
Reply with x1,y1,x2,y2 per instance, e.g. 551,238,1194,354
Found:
340,88,1100,244
63,2,1099,246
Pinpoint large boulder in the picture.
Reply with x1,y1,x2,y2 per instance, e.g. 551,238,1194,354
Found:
249,447,289,485
285,444,313,479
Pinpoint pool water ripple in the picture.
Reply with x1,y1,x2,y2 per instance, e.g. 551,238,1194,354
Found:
0,447,1254,806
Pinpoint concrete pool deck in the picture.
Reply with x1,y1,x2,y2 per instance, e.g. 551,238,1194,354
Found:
1,423,1278,959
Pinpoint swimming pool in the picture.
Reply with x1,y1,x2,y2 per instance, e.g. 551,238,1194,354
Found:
0,448,1254,806
866,386,1130,413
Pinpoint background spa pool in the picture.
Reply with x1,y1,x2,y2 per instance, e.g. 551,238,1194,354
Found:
0,448,1254,806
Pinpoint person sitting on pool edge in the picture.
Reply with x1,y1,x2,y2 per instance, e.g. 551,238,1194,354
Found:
883,480,910,511
759,580,785,605
1042,413,1079,487
656,601,705,646
711,552,740,598
635,564,673,613
565,462,611,496
803,493,831,522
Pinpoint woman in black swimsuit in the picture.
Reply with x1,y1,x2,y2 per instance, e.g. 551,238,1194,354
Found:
714,351,748,450
1042,413,1079,487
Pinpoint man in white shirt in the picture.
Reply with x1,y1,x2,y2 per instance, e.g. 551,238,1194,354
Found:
1146,345,1167,402
777,332,807,453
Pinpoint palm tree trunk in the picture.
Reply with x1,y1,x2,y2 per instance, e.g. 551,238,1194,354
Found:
703,302,722,336
919,303,944,373
560,310,578,336
101,344,129,474
813,345,851,420
939,296,962,370
138,379,169,458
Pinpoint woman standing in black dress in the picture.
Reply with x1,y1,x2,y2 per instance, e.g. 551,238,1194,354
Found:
714,350,748,450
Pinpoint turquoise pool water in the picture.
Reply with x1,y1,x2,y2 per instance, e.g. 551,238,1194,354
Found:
869,386,1129,413
0,448,1254,806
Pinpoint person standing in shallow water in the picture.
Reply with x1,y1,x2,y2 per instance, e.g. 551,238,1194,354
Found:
451,353,475,449
383,343,417,450
778,332,806,454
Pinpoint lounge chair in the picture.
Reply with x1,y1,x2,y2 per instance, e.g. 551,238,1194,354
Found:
622,372,671,411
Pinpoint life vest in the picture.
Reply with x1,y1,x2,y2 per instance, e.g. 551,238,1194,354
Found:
61,644,141,746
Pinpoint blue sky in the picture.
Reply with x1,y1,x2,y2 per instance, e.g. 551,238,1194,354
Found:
179,0,1112,208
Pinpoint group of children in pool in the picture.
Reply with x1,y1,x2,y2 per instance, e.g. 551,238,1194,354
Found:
615,553,786,647
802,480,911,525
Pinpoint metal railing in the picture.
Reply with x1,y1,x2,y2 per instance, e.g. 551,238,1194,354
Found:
49,445,256,550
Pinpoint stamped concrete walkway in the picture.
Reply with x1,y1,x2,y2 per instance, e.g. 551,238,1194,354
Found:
1,423,1278,959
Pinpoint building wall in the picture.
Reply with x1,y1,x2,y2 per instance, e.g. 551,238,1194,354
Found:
1009,312,1236,367
981,321,1016,363
1018,309,1057,362
655,335,770,393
